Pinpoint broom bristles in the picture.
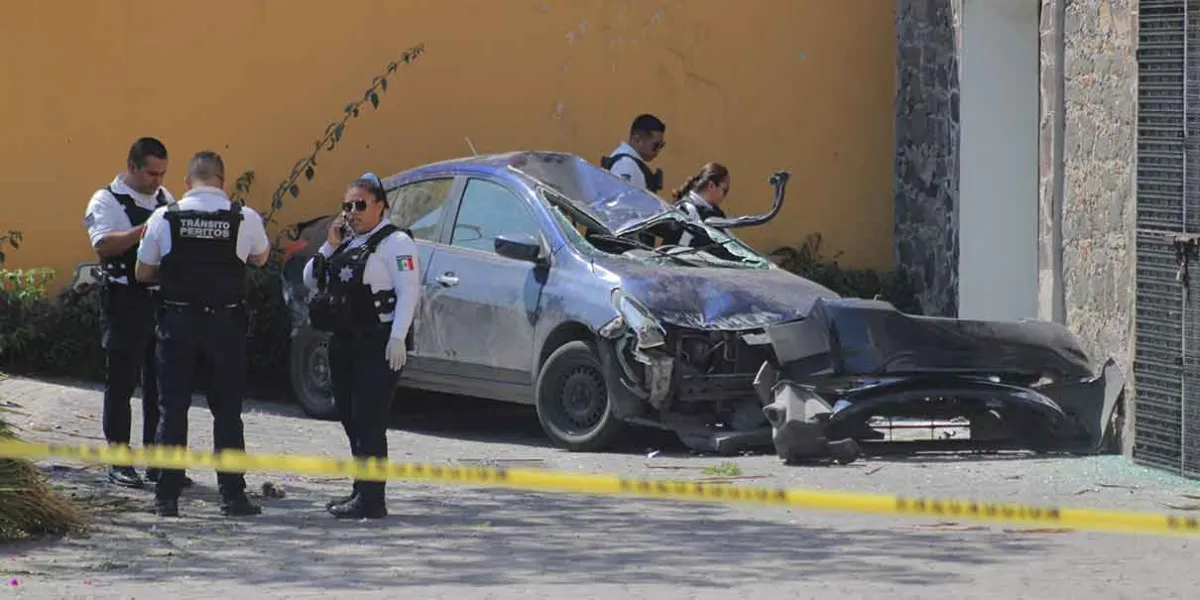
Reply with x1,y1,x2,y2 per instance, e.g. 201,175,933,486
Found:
0,403,89,542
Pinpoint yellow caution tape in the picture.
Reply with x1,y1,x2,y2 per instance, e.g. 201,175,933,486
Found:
0,439,1196,537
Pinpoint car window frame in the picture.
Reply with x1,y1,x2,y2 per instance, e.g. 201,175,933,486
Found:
384,176,461,245
445,175,549,259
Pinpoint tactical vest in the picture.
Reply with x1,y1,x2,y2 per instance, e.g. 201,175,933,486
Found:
671,198,728,247
158,206,246,308
100,186,167,286
600,153,664,193
308,224,401,336
677,198,726,222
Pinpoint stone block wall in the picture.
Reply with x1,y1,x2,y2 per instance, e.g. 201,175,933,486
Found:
1043,0,1137,382
893,0,961,317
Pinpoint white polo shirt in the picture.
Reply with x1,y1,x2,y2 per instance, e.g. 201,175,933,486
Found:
606,141,650,190
83,174,176,249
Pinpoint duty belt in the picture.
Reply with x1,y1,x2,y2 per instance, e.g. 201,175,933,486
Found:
102,277,160,292
161,299,243,314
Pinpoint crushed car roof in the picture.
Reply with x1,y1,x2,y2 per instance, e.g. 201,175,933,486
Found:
382,150,675,234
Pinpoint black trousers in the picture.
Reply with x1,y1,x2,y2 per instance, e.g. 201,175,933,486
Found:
99,282,160,447
329,327,399,506
153,302,249,499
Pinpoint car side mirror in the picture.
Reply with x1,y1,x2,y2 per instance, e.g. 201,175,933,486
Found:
494,232,545,263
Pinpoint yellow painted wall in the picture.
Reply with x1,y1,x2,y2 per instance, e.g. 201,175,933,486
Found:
0,0,896,288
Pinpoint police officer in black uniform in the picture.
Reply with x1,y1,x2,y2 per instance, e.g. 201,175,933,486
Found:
302,172,421,519
83,136,193,489
134,150,270,517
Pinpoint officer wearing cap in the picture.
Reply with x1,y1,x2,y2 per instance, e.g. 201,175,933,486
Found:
83,136,193,489
302,172,420,519
134,150,270,518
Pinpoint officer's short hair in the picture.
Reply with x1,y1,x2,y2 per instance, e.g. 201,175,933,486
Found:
128,137,168,169
187,151,225,183
630,114,666,137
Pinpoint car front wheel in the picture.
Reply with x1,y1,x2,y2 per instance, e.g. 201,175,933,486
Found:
288,325,339,420
534,340,627,452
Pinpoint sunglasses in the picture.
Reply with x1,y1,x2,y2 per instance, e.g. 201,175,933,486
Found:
341,199,369,212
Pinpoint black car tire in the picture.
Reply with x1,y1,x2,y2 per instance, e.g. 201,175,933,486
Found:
288,326,339,420
535,340,626,452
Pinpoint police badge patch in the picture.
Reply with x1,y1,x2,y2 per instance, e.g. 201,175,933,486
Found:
396,255,415,271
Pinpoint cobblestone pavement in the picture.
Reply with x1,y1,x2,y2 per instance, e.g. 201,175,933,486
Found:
1,375,1199,599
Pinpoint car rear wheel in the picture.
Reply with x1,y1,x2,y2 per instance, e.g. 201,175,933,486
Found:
535,340,626,452
288,326,339,420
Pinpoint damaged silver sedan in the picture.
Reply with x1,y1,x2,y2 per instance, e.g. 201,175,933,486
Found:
279,151,1124,462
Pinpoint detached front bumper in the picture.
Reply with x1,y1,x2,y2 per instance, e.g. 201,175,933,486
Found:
756,297,1127,463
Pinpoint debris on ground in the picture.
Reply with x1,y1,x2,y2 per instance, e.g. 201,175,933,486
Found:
702,461,743,477
261,482,286,499
691,475,768,484
452,458,546,469
1096,482,1139,491
909,521,990,532
1159,501,1200,511
1003,528,1073,535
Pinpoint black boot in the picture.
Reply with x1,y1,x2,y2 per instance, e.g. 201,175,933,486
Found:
107,466,144,489
325,481,361,509
147,468,193,487
154,495,179,517
328,494,387,520
220,491,262,517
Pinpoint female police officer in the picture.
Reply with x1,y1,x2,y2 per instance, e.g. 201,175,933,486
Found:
302,172,420,519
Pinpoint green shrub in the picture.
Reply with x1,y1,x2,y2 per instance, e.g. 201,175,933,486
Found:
0,268,105,381
243,255,293,388
0,264,292,389
769,233,923,315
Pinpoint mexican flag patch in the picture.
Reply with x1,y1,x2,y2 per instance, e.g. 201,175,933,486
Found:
396,255,415,271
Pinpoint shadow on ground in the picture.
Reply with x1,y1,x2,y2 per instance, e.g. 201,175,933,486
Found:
4,465,1058,591
12,374,686,457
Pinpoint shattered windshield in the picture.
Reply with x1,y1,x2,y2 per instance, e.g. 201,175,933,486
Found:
538,186,773,270
506,152,670,234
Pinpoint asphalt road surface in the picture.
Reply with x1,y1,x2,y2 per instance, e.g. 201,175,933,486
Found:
2,375,1199,599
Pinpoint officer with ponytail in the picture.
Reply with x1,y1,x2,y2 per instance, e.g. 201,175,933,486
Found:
668,162,731,246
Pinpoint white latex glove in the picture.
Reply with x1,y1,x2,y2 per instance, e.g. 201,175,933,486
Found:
386,337,407,371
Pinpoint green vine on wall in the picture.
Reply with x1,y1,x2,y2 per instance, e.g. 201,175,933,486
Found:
0,230,22,269
232,42,426,232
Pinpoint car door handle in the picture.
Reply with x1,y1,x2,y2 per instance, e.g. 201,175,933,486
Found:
436,273,459,287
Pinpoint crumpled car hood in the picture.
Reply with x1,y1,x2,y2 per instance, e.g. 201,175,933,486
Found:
592,256,841,331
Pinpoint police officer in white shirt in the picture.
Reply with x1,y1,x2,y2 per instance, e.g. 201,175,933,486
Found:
83,136,190,490
601,113,667,194
134,150,270,518
302,172,420,520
